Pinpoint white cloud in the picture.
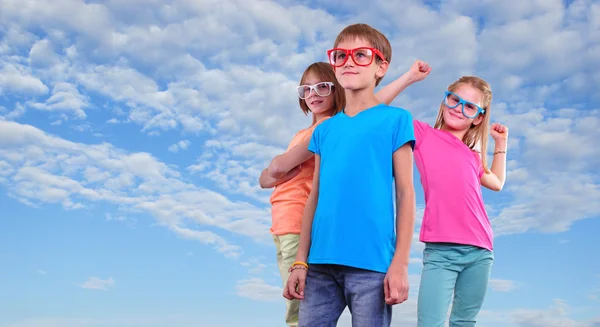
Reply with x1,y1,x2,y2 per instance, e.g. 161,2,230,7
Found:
79,277,115,291
168,140,191,153
0,63,49,96
0,120,273,258
236,278,282,302
489,278,517,292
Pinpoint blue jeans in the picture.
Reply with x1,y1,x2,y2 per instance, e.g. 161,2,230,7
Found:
298,264,392,327
417,243,494,327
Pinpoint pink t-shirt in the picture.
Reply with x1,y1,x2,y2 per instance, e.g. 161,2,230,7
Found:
413,120,493,251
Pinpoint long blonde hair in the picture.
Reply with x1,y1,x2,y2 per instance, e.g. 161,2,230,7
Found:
434,76,493,173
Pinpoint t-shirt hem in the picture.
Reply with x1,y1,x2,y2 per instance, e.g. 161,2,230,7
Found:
420,236,494,251
307,258,389,274
270,228,301,236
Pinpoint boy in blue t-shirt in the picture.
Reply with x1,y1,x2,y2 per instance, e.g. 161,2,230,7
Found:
283,23,417,326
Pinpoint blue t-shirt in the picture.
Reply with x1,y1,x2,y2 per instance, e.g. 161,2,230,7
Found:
307,104,415,273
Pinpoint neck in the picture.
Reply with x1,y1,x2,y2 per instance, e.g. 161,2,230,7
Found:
344,87,380,116
313,110,333,124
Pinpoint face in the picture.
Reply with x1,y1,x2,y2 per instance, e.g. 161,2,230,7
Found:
328,37,387,90
442,84,485,131
299,71,335,115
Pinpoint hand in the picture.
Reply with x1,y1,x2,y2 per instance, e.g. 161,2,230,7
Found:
284,164,302,179
384,264,409,305
283,267,307,300
490,123,509,141
408,60,431,83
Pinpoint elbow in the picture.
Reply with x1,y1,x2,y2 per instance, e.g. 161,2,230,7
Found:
490,182,504,192
268,160,286,177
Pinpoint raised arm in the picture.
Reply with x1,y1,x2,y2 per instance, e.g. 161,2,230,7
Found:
480,123,508,191
375,60,431,106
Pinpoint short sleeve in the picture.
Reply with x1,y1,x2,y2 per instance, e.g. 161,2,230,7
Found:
393,110,416,152
412,119,430,147
308,123,322,155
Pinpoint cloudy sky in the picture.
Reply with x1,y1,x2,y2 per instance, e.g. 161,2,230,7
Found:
1,0,599,326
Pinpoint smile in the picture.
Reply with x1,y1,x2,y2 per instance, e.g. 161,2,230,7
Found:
310,100,323,105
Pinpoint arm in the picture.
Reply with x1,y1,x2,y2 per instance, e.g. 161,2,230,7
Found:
390,143,416,269
480,140,507,191
384,143,416,305
294,154,320,263
481,123,508,191
375,60,431,106
267,136,314,178
259,165,302,189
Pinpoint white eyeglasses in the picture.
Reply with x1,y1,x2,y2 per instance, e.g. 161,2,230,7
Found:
297,82,334,99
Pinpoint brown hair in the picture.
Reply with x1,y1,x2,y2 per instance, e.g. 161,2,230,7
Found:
333,23,392,86
434,76,493,173
298,62,345,124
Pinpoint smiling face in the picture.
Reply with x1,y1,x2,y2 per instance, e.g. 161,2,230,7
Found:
301,71,335,116
442,83,485,131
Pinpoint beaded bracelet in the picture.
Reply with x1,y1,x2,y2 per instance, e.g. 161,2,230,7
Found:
493,150,506,155
287,261,309,273
288,265,308,273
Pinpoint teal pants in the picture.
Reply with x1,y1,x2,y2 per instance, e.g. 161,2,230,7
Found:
417,243,494,327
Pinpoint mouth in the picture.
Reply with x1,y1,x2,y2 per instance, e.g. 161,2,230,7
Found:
448,111,463,119
310,100,323,105
342,71,358,75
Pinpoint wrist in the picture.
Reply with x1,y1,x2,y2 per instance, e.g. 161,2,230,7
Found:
494,139,507,149
403,72,417,84
390,256,409,270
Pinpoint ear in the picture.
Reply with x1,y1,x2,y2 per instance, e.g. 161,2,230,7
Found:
472,113,485,126
376,60,389,79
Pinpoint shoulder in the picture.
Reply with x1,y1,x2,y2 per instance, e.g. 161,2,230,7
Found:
376,104,414,120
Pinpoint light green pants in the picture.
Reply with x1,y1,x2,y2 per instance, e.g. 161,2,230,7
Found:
273,234,301,327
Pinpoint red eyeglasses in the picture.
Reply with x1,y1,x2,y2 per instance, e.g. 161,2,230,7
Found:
326,47,386,67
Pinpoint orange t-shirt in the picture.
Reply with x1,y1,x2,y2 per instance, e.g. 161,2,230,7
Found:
269,118,329,236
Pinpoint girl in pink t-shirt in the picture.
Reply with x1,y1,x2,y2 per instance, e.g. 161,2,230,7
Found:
378,68,508,327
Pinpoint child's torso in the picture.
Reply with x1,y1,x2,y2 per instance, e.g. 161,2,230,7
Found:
269,121,321,235
413,120,493,251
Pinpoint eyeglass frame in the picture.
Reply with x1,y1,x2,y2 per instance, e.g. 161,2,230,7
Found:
326,47,386,67
296,81,335,99
443,91,485,119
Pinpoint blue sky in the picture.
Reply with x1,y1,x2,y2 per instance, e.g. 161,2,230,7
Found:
0,0,599,326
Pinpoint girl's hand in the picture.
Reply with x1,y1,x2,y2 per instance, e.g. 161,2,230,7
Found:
408,60,431,83
490,123,509,141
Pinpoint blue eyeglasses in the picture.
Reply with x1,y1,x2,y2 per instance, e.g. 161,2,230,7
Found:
443,91,485,119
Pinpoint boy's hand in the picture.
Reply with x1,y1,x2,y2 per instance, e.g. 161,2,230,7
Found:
408,60,431,83
490,123,508,141
384,264,409,305
283,267,307,300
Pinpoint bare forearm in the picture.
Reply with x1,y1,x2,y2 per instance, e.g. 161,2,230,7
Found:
375,72,417,105
391,190,416,268
259,168,296,189
295,192,317,262
490,140,507,187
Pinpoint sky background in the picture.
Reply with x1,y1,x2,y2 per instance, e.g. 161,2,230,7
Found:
0,0,599,326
